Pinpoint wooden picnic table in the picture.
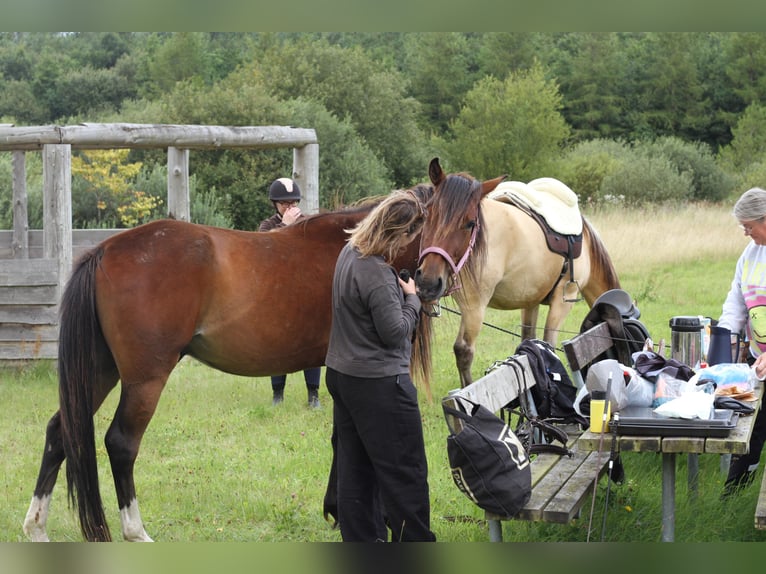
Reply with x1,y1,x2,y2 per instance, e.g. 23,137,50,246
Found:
577,381,763,542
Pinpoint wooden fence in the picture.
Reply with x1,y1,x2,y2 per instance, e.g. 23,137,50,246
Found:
0,123,319,361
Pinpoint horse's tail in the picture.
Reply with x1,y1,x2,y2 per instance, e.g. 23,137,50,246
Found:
59,249,112,542
582,217,621,304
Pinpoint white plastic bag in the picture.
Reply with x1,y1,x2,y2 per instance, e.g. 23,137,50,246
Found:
624,369,655,407
654,391,714,419
585,359,630,410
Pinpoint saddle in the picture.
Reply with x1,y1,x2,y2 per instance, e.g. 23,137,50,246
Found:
488,179,583,259
489,178,584,302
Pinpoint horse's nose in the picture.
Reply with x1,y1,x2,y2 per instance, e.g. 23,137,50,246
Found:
414,267,443,303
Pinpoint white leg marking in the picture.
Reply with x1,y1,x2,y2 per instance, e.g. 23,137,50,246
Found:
120,498,154,542
23,494,51,542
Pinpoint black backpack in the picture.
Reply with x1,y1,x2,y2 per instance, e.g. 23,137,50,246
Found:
510,338,588,429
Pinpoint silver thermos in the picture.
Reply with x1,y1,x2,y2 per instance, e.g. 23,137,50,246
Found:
669,316,704,368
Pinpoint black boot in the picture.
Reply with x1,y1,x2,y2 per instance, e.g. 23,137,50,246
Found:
308,388,320,409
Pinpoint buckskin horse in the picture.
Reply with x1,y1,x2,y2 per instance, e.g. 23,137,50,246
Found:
415,158,621,387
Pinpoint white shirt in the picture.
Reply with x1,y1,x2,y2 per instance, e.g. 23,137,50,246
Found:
719,240,766,357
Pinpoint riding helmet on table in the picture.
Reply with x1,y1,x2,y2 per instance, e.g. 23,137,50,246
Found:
269,177,302,202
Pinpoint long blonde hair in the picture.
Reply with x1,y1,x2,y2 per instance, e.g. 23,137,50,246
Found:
347,189,425,261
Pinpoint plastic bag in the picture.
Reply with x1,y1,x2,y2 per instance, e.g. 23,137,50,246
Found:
651,372,695,408
624,369,655,407
585,359,629,410
691,363,755,397
654,391,715,419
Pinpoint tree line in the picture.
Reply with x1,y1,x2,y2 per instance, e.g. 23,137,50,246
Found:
1,32,765,230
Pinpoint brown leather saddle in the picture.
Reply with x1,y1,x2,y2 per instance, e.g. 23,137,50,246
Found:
506,197,583,302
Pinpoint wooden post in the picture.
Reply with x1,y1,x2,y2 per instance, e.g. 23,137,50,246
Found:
11,150,28,259
293,143,319,215
167,146,190,221
42,144,72,299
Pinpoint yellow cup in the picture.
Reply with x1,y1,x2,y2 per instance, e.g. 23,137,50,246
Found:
589,393,611,433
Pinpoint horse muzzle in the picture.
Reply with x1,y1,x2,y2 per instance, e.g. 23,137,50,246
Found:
414,266,447,304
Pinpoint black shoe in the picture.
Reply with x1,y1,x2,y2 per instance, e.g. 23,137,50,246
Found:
308,389,320,409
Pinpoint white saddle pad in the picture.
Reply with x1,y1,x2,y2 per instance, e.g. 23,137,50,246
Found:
488,178,582,235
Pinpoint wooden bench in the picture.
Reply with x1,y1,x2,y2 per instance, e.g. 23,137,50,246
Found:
442,353,610,542
755,461,766,530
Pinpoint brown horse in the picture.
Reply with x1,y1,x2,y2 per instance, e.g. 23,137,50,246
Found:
23,194,436,542
416,159,621,387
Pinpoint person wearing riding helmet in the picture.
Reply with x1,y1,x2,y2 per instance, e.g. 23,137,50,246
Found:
259,177,322,409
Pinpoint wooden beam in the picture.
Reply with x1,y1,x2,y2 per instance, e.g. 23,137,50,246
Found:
0,123,318,151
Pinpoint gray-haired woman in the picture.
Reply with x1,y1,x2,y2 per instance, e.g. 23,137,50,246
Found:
719,187,766,494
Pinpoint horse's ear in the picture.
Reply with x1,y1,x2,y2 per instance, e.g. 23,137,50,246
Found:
428,158,445,186
481,175,507,197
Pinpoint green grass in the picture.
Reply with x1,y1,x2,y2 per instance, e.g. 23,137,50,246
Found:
2,201,765,542
2,274,766,543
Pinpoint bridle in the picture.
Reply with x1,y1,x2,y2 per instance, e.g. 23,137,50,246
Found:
417,178,482,298
418,221,478,297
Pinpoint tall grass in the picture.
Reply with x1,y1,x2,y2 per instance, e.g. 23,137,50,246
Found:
1,203,764,543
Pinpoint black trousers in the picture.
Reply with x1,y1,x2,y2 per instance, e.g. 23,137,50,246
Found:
727,406,766,485
726,354,766,487
326,368,436,542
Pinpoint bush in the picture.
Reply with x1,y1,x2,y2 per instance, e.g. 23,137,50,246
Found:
636,136,735,202
600,154,693,206
0,151,43,229
555,139,630,204
558,137,724,206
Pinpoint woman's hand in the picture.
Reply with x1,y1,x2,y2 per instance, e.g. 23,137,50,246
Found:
753,354,766,381
399,276,417,296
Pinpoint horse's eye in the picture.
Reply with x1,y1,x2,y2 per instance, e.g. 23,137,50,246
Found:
466,220,476,231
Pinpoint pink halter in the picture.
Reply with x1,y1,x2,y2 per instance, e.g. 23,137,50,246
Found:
418,220,478,296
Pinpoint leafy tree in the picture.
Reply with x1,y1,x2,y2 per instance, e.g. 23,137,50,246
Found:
129,67,393,229
619,33,709,142
718,102,766,191
476,32,549,79
441,63,570,181
401,33,481,135
692,32,742,151
549,33,624,142
723,33,766,107
70,149,162,228
254,35,428,187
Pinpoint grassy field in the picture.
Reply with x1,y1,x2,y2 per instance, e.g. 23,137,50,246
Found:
1,202,765,543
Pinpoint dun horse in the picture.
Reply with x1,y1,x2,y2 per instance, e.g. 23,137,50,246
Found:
416,158,620,387
23,192,436,542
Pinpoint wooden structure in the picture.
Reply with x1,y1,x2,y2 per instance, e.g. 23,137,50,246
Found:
442,353,609,542
0,123,319,360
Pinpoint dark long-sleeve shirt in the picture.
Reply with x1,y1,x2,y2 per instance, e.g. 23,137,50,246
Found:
325,243,421,378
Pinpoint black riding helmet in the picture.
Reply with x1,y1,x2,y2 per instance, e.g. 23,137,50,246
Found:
269,178,302,202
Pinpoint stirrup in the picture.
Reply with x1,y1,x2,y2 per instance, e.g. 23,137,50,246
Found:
563,279,583,303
